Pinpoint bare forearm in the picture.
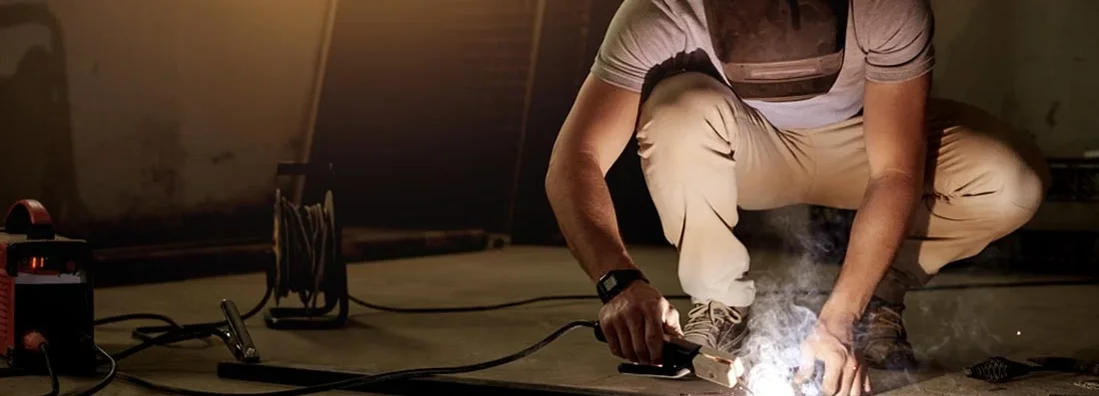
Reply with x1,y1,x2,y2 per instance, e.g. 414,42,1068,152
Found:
545,157,636,283
824,174,921,318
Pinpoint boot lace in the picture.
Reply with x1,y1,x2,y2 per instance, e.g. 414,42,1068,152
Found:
683,301,744,346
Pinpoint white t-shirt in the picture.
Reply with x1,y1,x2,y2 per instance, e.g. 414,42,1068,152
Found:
591,0,936,130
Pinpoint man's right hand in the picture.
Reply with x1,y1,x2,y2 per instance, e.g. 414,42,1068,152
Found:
598,281,683,366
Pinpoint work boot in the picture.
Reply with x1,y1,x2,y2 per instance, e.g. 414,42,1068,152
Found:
683,300,749,355
855,298,918,370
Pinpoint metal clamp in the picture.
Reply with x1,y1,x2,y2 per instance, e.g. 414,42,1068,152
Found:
219,299,260,363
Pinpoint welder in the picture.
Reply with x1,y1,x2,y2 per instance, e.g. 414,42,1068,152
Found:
544,0,1050,395
0,199,96,377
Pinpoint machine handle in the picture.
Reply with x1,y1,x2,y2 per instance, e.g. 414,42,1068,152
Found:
5,199,55,239
593,321,607,343
591,321,699,369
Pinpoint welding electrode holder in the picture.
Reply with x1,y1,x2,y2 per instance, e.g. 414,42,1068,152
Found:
591,322,699,378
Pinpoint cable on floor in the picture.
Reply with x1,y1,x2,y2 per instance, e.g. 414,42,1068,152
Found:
35,344,59,396
347,293,623,313
74,343,117,396
113,320,595,396
92,286,273,348
94,278,1099,336
347,277,1099,313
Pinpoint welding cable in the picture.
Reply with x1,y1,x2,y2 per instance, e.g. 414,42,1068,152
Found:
112,320,598,396
129,287,273,341
271,192,335,309
348,277,1099,313
347,293,632,313
106,327,224,362
34,344,60,396
346,291,692,313
72,343,117,396
90,286,273,348
91,313,182,329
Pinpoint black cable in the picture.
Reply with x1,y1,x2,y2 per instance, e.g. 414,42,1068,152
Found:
347,294,617,313
132,287,272,339
114,320,596,396
36,344,60,396
91,313,181,328
73,343,117,396
108,328,221,362
347,277,1099,314
91,287,272,348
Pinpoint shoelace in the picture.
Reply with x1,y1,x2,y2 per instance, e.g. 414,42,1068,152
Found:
866,304,905,333
857,303,917,364
857,303,909,348
683,302,743,345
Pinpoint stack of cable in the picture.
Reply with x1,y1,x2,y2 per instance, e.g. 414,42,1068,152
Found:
272,189,337,310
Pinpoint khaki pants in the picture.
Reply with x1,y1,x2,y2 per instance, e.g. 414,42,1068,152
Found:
636,72,1050,308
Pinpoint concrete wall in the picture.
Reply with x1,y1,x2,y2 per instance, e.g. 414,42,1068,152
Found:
930,0,1099,157
0,0,332,244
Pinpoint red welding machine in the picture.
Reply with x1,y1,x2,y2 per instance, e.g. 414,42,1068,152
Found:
0,199,96,375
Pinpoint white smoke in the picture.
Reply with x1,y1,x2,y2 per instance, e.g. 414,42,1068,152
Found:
741,268,823,395
739,209,835,396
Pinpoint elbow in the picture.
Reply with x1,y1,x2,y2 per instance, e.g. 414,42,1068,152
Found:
544,152,587,204
544,151,602,204
544,162,565,204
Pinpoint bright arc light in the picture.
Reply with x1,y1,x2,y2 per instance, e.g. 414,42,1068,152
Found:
747,368,796,396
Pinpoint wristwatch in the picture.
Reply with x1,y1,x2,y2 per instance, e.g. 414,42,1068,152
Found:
596,269,649,304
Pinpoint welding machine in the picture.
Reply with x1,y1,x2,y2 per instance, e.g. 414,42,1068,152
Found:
0,199,96,375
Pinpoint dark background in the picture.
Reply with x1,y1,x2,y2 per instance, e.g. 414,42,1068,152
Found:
0,0,1095,284
308,0,668,245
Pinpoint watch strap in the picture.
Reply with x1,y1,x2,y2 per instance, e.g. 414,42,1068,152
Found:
596,269,648,303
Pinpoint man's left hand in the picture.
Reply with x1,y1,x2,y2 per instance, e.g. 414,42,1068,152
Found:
794,313,871,396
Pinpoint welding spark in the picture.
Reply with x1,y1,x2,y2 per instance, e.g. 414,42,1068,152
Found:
739,302,822,396
745,366,797,396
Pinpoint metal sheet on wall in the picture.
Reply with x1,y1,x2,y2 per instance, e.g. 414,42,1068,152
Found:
0,0,332,247
309,0,541,233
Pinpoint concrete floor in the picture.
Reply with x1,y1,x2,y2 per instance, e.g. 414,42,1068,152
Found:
3,245,1097,395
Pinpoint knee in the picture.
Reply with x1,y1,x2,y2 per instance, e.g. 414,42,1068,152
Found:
998,158,1045,228
965,145,1047,230
933,100,1050,230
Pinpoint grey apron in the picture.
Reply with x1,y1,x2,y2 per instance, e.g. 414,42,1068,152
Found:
703,0,850,102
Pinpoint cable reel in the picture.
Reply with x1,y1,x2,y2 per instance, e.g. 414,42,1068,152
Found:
265,162,349,330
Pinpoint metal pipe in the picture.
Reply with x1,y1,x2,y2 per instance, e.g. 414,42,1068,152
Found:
294,0,341,204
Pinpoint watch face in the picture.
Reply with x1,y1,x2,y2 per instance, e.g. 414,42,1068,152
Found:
602,276,618,290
